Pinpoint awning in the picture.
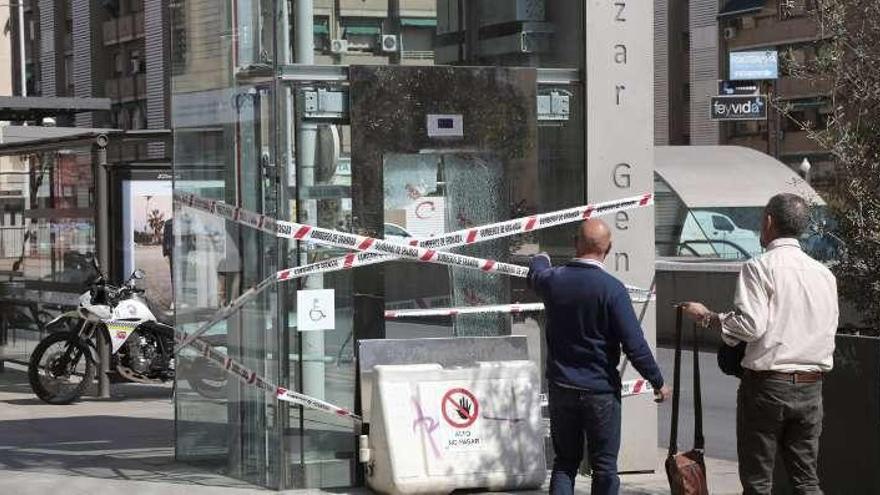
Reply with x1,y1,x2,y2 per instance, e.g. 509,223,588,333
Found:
401,18,437,27
654,146,825,208
0,96,111,121
314,23,329,35
343,24,381,35
0,127,170,155
719,0,766,18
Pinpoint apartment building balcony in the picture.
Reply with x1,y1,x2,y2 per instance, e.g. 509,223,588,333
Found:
339,0,388,17
105,74,146,102
776,76,832,99
401,50,434,61
400,0,436,17
103,13,146,46
727,16,823,50
780,130,825,156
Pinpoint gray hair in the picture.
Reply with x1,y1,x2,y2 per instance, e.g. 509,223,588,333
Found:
766,193,810,238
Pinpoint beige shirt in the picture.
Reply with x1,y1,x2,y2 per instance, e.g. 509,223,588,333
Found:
720,238,839,372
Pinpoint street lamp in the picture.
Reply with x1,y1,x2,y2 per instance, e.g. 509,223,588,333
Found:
799,157,812,185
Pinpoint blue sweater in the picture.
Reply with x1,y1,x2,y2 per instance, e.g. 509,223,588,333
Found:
528,255,664,393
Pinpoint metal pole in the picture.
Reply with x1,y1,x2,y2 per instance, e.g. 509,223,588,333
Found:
96,328,110,398
95,141,110,398
295,0,325,400
17,0,25,97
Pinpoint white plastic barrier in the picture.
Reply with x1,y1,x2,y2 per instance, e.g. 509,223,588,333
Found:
365,361,546,495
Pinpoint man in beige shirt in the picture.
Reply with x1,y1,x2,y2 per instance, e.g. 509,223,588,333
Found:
682,193,838,495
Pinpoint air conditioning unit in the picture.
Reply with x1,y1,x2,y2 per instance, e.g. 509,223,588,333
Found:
723,27,737,40
380,34,399,53
330,39,349,54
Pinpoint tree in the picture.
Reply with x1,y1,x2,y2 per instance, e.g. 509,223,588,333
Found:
147,209,166,245
779,0,880,327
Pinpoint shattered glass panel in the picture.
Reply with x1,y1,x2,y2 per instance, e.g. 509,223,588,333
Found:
443,153,510,337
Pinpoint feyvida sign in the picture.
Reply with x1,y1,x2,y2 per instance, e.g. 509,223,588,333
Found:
710,95,768,121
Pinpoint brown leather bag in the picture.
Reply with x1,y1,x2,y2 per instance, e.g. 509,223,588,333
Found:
665,306,709,495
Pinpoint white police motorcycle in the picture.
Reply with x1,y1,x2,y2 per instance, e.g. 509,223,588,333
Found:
28,256,226,404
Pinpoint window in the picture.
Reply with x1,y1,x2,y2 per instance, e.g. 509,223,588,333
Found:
713,215,735,232
63,55,73,87
118,107,129,129
733,120,762,136
314,16,330,52
130,50,143,74
341,18,382,50
114,51,124,74
780,0,815,19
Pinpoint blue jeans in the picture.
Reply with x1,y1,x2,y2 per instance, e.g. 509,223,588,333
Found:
548,385,622,495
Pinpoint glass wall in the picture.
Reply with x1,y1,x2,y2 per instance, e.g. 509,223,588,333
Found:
0,147,96,363
171,0,286,488
654,174,840,261
172,0,588,489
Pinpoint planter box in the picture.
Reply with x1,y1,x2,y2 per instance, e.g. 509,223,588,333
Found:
818,334,880,494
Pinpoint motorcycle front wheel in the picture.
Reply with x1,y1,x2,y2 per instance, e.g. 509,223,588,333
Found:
184,356,229,400
28,332,95,404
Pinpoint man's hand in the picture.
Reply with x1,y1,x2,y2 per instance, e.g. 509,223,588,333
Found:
654,384,672,403
679,302,711,323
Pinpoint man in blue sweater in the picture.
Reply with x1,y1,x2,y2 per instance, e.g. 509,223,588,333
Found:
528,218,670,495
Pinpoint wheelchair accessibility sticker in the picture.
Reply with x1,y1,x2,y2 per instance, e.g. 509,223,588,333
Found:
296,289,335,331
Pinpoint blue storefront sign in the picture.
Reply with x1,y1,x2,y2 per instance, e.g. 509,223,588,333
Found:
730,50,778,80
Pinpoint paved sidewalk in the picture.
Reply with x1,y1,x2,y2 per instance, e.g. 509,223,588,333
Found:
0,361,741,494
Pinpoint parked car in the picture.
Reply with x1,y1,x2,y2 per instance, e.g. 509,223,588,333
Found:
383,222,412,242
679,210,761,259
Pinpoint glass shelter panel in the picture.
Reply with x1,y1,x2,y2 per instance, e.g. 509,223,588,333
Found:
0,148,97,363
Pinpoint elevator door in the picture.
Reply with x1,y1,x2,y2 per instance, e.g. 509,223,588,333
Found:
383,152,511,338
348,64,539,343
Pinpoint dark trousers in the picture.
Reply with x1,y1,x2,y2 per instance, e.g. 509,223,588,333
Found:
548,385,621,495
737,372,824,495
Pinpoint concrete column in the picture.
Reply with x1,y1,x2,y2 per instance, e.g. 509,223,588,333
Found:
585,0,657,472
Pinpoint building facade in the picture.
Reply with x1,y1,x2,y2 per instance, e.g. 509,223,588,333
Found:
11,0,170,142
655,0,834,188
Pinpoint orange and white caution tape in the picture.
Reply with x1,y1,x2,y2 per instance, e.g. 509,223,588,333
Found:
275,254,653,301
175,192,654,349
382,294,660,320
176,274,277,350
620,378,654,397
176,331,363,423
385,303,545,319
176,192,656,295
539,379,655,407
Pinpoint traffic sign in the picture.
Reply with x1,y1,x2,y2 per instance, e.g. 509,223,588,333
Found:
441,387,480,429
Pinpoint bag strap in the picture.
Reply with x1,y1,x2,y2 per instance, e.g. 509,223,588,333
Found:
693,322,704,451
668,305,684,457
